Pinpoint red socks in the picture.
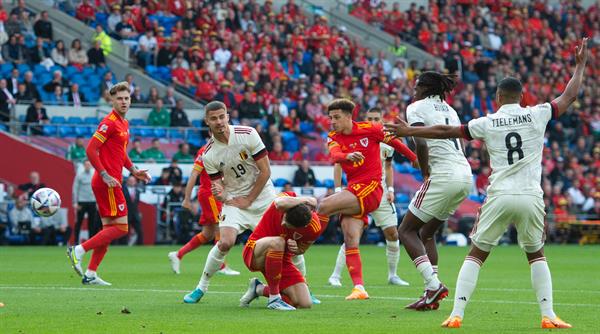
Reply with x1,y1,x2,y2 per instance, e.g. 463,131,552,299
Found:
264,250,284,295
177,233,208,259
345,247,364,286
81,224,128,251
88,245,107,271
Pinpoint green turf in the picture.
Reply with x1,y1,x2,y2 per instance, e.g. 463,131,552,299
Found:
0,245,598,333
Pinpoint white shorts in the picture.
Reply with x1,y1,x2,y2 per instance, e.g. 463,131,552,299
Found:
370,192,398,230
219,200,271,234
409,178,472,223
470,195,545,253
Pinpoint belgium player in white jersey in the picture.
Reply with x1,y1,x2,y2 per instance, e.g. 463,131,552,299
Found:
328,107,409,287
387,38,587,329
398,72,473,311
183,101,277,304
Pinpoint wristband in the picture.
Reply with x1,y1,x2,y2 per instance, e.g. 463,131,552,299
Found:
334,187,342,193
100,170,109,177
387,186,395,193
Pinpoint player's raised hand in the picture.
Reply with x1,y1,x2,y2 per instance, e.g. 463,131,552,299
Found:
132,169,152,184
227,196,252,209
287,239,299,254
346,152,365,162
211,181,224,197
386,191,395,203
384,117,410,137
575,37,588,66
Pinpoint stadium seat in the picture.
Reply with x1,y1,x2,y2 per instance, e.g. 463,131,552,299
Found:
43,125,57,136
274,178,289,187
323,179,335,188
130,127,143,137
18,115,25,122
395,193,410,204
299,121,314,133
65,65,80,78
74,126,90,137
51,116,67,124
67,117,83,124
191,120,203,128
33,64,47,75
129,118,146,126
0,123,7,132
139,128,154,138
169,128,184,139
0,63,13,76
84,117,99,124
17,63,31,74
58,125,75,137
153,128,167,138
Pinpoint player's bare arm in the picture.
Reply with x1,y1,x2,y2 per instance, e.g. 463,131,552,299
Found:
333,163,343,192
385,118,464,140
274,196,317,211
384,159,395,203
128,165,151,184
182,168,200,210
227,155,271,209
211,178,227,202
413,137,430,180
552,37,588,116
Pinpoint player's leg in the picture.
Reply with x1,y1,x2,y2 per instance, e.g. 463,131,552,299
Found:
169,223,216,274
419,219,444,276
328,243,345,286
73,203,85,244
291,254,320,304
281,282,311,309
342,216,369,300
317,189,362,217
381,225,409,286
444,196,509,327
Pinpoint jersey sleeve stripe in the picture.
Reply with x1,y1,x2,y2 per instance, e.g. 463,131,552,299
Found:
460,124,473,141
192,164,203,172
252,148,267,160
93,132,107,143
550,101,559,119
209,172,223,180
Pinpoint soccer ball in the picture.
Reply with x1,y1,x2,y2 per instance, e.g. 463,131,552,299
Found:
31,187,61,217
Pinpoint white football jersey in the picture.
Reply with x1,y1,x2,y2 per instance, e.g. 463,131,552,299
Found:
465,102,555,197
407,96,472,180
380,143,394,187
202,125,275,208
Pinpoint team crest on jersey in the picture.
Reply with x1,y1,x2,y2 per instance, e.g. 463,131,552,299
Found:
118,204,125,211
292,232,303,240
239,150,249,160
360,138,369,147
99,124,108,133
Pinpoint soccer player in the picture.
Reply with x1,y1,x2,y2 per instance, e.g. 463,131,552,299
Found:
386,38,587,329
66,82,151,285
239,192,329,310
317,98,417,300
399,72,473,311
183,101,277,303
167,144,239,276
328,107,409,287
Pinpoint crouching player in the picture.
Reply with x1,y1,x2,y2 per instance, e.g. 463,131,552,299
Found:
239,193,329,310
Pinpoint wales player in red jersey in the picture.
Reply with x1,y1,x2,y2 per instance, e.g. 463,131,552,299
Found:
167,144,239,275
317,98,417,300
239,192,329,310
67,82,151,285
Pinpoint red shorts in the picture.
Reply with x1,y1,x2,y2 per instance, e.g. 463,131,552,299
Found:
346,180,383,224
198,192,222,226
243,240,305,291
91,180,128,218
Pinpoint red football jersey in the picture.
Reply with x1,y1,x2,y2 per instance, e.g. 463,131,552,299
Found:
90,110,130,180
192,145,213,196
327,121,388,185
248,192,324,257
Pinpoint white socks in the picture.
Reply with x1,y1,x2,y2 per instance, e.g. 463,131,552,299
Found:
197,245,227,292
530,257,556,319
450,256,482,318
292,254,306,277
413,255,440,290
75,245,85,259
386,239,400,278
330,244,346,279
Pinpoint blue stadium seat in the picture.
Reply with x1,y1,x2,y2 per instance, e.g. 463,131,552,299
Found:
84,117,99,124
169,128,184,139
322,179,335,189
18,115,25,122
38,73,52,85
139,128,154,138
49,65,63,74
43,125,57,136
67,117,83,124
0,123,7,132
58,125,74,137
191,120,203,128
33,64,47,75
51,116,66,124
299,121,314,133
394,163,409,173
17,63,31,74
129,118,145,126
65,65,80,78
130,127,142,137
274,178,289,187
74,126,90,137
314,179,323,187
0,63,13,75
153,128,167,137
70,74,86,86
281,131,299,152
395,193,410,203
87,75,100,86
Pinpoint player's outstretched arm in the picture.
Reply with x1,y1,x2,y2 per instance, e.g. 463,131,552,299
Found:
384,137,417,161
552,37,588,117
333,163,343,192
182,168,200,210
274,196,317,211
385,118,463,140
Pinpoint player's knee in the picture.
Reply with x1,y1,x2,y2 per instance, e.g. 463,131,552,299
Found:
217,239,234,252
384,227,399,241
296,299,312,309
269,237,286,251
317,197,333,216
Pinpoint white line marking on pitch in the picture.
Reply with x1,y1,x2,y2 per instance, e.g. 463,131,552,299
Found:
0,286,597,308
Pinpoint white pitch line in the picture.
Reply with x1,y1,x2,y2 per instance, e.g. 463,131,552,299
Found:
0,286,597,308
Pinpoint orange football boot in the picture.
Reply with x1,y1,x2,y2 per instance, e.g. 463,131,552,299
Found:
345,287,369,300
441,316,462,328
541,316,572,329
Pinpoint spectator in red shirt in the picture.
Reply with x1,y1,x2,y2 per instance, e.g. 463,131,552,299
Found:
76,0,95,24
268,142,290,162
292,145,310,164
476,166,490,195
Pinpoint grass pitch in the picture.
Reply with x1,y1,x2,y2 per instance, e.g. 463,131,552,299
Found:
0,245,598,333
